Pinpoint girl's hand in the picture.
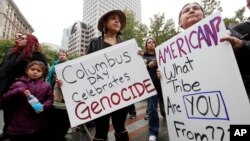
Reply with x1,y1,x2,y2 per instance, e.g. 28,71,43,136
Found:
24,89,30,96
220,36,243,51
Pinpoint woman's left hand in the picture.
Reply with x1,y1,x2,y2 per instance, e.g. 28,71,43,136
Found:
220,36,243,51
137,47,143,56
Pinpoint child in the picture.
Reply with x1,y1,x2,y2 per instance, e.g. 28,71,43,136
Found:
2,61,53,141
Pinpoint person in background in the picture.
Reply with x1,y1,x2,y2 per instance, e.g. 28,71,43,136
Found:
0,33,48,140
128,104,136,119
2,61,53,141
47,50,68,88
86,10,129,141
144,37,165,141
46,50,70,141
229,0,250,99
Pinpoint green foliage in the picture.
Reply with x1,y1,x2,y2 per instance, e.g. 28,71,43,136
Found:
42,45,58,65
201,0,223,17
122,10,148,49
0,39,14,62
148,13,179,45
224,7,246,27
68,54,81,60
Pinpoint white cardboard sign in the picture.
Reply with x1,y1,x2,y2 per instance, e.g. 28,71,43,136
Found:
155,13,250,141
55,39,156,127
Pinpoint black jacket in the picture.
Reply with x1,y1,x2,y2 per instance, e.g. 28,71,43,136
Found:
143,52,162,93
0,50,48,95
86,36,123,54
231,20,250,95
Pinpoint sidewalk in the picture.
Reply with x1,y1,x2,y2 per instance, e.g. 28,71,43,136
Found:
0,101,169,141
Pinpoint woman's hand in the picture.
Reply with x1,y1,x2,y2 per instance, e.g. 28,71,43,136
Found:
156,69,161,79
56,78,63,87
137,47,144,56
148,60,157,68
220,36,243,51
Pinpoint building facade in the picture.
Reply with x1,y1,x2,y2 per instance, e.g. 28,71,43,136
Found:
82,0,141,37
0,0,34,39
66,21,90,56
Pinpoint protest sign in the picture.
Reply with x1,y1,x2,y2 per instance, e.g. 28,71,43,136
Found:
155,13,250,141
55,39,156,127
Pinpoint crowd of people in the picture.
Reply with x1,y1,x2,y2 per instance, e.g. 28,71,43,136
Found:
0,0,250,141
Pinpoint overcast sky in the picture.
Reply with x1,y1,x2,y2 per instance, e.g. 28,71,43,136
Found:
13,0,250,46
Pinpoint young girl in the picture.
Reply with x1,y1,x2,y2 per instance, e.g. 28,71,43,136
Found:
2,61,53,141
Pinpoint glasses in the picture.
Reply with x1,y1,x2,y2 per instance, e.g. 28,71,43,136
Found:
15,34,22,40
19,37,27,40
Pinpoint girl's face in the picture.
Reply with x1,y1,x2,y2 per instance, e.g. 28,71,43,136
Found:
27,64,43,80
179,3,204,29
18,35,28,48
105,14,121,33
146,38,156,51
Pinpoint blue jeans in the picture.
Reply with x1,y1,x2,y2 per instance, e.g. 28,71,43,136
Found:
148,94,159,136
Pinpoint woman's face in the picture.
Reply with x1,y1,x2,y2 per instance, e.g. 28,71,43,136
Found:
146,38,156,51
179,3,204,29
18,35,28,48
105,14,121,33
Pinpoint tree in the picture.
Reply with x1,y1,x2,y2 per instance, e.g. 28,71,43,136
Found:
0,39,14,62
201,0,223,17
42,45,58,65
148,13,179,45
224,7,246,27
122,10,148,49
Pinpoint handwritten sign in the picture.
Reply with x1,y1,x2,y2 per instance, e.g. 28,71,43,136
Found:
155,13,250,141
55,39,156,127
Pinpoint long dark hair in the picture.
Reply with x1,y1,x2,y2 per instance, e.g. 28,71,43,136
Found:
144,37,157,54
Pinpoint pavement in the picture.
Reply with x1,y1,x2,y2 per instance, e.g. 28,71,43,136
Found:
0,101,170,141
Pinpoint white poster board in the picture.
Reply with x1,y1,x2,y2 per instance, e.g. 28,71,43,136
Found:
155,13,250,141
55,39,156,127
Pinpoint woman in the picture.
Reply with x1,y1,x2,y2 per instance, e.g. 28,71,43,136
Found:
144,37,165,141
86,10,129,141
0,33,48,140
178,2,243,49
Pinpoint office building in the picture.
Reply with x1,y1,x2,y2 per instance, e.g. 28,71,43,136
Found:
0,0,34,39
83,0,141,37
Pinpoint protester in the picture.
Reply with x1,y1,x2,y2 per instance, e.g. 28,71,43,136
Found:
144,37,165,141
86,10,129,141
229,0,250,98
2,61,53,141
128,104,136,119
0,33,48,140
46,50,70,141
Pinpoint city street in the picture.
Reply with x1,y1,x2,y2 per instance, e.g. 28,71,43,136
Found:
0,101,170,141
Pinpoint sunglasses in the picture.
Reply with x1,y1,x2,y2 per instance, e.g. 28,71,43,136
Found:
15,34,22,40
19,37,27,40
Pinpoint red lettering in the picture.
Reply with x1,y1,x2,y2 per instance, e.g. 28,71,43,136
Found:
91,101,102,114
143,79,156,93
121,88,131,101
